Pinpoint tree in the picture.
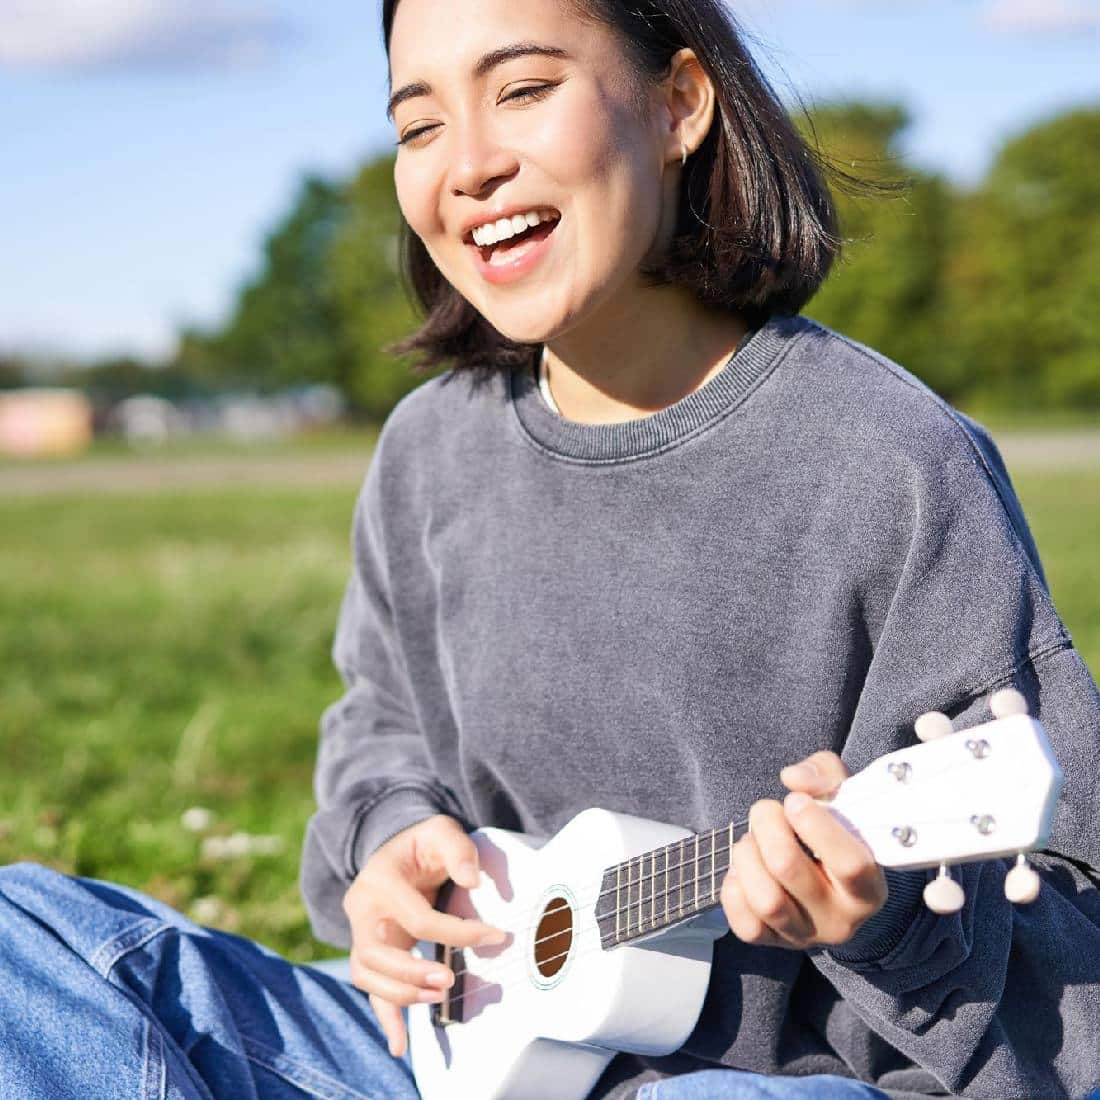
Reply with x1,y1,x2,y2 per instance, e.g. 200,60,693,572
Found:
796,102,960,398
212,175,358,395
948,107,1100,410
327,153,433,420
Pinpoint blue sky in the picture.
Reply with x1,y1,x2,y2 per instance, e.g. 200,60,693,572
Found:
2,0,1098,363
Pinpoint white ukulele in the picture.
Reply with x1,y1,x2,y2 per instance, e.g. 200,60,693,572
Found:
408,689,1063,1100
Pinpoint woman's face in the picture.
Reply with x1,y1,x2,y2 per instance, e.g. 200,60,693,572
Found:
388,0,675,345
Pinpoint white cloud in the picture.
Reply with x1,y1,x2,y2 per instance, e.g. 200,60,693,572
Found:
0,0,297,73
982,0,1100,33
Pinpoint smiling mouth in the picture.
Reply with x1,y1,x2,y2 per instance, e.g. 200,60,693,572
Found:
467,214,561,264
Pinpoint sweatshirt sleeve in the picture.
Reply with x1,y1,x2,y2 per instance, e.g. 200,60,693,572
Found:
807,413,1100,1098
299,435,470,948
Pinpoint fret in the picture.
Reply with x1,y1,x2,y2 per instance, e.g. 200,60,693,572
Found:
640,852,649,934
663,845,669,929
679,836,691,918
615,860,622,944
633,854,643,937
650,849,657,930
624,858,631,941
710,827,717,904
697,831,709,909
694,833,700,914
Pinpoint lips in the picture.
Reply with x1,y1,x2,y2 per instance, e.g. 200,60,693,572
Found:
473,216,558,264
467,213,561,285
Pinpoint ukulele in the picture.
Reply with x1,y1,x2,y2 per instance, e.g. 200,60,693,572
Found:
407,688,1063,1100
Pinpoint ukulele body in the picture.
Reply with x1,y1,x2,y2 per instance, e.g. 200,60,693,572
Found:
408,807,729,1100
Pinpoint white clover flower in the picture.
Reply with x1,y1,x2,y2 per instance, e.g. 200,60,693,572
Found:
192,896,223,924
181,807,216,833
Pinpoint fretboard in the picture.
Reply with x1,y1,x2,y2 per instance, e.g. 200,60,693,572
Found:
593,823,745,949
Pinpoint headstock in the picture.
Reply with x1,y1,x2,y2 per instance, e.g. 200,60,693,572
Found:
828,688,1063,914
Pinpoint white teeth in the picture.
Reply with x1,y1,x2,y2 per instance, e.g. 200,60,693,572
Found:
471,209,558,247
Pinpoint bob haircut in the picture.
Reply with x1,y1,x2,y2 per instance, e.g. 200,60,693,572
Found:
381,0,844,376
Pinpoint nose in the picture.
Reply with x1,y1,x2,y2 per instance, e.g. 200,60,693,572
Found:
446,116,518,198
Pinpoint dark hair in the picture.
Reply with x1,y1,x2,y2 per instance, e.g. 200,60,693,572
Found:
380,0,847,376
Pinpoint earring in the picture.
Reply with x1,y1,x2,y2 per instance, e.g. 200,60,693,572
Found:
681,143,688,167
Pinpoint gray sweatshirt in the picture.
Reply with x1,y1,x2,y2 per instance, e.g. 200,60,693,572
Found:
300,314,1100,1099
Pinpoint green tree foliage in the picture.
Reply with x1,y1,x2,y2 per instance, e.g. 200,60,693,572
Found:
797,102,962,398
169,100,1099,422
327,155,429,420
948,107,1100,410
210,175,358,396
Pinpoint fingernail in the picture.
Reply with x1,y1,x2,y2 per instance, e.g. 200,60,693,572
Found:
418,988,445,1002
457,862,479,887
782,762,818,785
478,929,507,947
785,791,813,815
424,969,451,988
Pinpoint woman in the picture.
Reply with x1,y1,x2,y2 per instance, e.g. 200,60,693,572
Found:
1,1,1097,1098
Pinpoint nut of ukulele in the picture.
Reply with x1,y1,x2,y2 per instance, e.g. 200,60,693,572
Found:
924,864,965,914
1004,853,1042,904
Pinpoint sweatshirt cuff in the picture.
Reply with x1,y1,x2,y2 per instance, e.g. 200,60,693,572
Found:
349,785,449,877
824,866,931,965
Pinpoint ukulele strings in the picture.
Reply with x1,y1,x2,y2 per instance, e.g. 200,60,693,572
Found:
443,819,748,985
479,736,1003,958
442,749,1009,991
438,798,1029,1013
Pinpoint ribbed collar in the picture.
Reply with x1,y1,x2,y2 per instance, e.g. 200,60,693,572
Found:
509,312,812,462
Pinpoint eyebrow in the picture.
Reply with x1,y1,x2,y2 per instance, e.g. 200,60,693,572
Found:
387,41,570,121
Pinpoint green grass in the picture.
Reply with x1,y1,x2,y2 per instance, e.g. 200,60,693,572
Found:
0,468,1096,961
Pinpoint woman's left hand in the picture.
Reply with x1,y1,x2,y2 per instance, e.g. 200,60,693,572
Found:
720,750,888,949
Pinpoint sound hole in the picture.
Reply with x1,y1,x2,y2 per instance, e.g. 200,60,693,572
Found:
534,895,573,978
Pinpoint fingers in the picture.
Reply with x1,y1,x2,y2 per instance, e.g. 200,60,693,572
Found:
719,868,786,948
728,809,814,944
747,799,829,915
346,871,505,950
429,818,483,890
355,932,456,993
388,874,507,947
369,993,408,1059
780,750,850,798
783,791,886,909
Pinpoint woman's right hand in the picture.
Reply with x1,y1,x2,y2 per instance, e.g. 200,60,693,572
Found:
341,813,507,1059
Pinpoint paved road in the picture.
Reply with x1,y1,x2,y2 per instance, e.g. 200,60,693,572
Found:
0,432,1097,497
0,452,372,497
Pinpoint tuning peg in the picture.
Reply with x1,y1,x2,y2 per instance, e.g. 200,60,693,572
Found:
990,687,1029,719
1004,853,1041,904
914,710,954,742
924,864,965,914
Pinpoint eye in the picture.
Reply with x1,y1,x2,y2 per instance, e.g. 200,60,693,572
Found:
501,83,555,105
397,124,437,146
396,84,556,147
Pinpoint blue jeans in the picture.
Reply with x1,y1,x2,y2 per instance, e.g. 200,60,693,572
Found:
0,862,886,1099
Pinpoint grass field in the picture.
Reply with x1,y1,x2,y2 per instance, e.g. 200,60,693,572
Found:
1,464,1096,961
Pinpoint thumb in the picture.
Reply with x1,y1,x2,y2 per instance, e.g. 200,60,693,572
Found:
779,750,849,797
432,819,481,889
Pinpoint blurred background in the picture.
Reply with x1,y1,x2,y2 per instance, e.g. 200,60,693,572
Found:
1,0,1098,961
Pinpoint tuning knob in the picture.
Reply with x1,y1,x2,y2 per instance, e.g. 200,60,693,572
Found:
924,864,965,914
990,687,1029,718
1005,853,1041,904
914,710,954,742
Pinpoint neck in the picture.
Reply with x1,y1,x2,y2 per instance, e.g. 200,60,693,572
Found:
594,822,745,949
541,289,749,425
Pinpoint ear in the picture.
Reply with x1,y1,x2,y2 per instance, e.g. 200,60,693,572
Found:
660,47,715,165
